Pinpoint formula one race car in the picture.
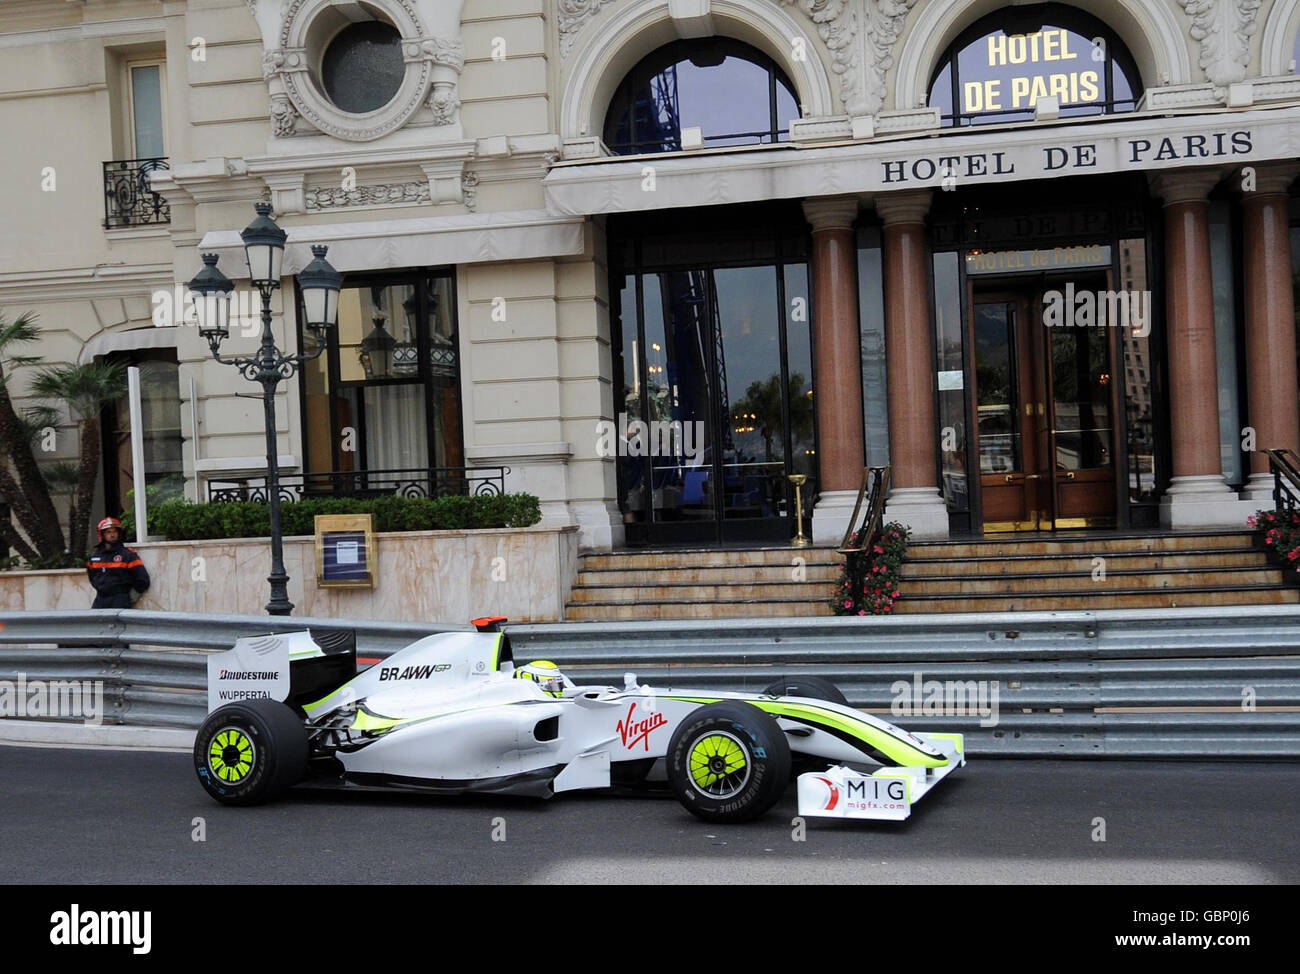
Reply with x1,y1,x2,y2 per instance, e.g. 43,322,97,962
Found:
195,619,965,823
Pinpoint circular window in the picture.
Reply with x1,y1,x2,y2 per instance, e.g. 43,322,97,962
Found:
322,21,404,114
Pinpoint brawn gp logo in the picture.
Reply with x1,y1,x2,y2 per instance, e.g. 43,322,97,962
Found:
50,905,151,954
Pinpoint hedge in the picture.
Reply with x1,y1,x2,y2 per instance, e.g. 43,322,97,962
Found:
121,492,542,542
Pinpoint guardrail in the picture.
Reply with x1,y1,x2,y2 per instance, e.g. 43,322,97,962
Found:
1,606,1298,756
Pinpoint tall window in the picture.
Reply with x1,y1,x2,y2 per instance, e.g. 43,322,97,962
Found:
604,39,799,154
928,3,1141,127
101,352,184,516
127,60,165,158
298,271,463,492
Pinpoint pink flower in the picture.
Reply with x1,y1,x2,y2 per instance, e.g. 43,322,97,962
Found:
1247,516,1257,527
857,609,866,616
892,590,900,597
843,599,852,608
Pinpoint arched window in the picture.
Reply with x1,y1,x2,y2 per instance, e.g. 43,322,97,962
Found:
927,3,1141,127
604,39,798,155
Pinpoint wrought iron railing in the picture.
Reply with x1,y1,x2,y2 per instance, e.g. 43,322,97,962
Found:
1267,449,1300,517
836,465,892,613
103,157,170,229
838,465,891,554
206,466,509,504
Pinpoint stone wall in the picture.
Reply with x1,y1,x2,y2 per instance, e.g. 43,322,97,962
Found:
2,526,578,624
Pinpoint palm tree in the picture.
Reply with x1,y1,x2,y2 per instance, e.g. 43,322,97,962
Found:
32,361,126,557
0,311,66,557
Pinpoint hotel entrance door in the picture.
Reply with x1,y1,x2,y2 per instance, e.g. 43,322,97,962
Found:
971,277,1118,531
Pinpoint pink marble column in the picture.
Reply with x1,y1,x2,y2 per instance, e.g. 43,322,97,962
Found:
802,197,864,543
874,190,949,538
1241,164,1300,499
1149,170,1240,527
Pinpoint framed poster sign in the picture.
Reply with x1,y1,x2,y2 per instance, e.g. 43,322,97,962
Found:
315,514,377,589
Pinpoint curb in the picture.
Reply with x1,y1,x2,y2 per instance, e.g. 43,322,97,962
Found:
0,719,193,752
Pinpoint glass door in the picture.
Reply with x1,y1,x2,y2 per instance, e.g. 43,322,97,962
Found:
970,278,1118,531
972,291,1048,531
617,260,811,544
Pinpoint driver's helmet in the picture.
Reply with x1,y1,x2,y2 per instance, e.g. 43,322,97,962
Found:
97,516,123,540
514,660,567,697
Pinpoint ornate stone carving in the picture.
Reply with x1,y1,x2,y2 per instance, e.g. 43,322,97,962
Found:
559,0,618,61
1177,0,1262,89
428,83,460,124
859,0,917,117
270,95,297,137
461,171,480,211
779,0,860,114
253,0,466,140
305,182,432,210
421,36,466,70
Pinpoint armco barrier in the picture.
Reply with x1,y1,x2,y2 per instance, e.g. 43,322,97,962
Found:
1,606,1297,755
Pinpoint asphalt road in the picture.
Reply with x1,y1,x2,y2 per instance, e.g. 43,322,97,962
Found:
1,744,1296,884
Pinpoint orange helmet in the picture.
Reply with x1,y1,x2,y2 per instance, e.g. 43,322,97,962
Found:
97,517,123,539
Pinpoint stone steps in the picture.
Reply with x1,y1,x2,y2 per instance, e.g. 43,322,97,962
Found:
564,532,1293,621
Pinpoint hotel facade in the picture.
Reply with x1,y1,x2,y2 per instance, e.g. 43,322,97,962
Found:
2,0,1299,553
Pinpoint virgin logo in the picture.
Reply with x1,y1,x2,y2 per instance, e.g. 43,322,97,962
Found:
618,702,667,751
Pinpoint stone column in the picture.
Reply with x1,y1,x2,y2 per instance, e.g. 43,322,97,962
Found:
1149,170,1247,527
802,196,865,544
875,190,948,538
1240,164,1300,501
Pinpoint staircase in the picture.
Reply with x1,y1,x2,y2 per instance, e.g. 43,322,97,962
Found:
566,546,841,620
564,531,1297,621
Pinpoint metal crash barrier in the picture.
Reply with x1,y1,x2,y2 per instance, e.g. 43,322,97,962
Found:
1,606,1298,757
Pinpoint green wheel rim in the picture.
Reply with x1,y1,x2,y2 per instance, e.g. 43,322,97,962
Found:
208,726,256,784
688,731,750,799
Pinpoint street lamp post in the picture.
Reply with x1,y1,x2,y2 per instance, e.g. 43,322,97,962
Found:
189,203,341,615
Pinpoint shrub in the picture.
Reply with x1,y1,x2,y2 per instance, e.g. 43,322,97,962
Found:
830,520,910,615
124,492,542,541
1249,508,1300,572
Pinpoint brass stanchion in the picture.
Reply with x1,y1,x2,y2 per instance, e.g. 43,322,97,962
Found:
788,474,810,547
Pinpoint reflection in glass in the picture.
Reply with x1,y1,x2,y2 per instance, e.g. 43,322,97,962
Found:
716,266,784,520
927,6,1141,127
1051,325,1111,470
974,302,1021,473
933,252,966,511
785,263,816,490
645,272,715,522
1120,238,1156,502
604,39,798,154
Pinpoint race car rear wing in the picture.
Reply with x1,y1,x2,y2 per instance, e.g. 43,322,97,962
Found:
206,629,356,713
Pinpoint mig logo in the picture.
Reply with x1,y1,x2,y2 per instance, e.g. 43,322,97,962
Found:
618,702,667,751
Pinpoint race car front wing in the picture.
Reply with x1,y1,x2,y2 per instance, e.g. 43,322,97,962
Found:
796,732,965,821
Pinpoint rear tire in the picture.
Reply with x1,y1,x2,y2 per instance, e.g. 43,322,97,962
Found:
194,699,308,806
667,701,791,823
762,676,849,706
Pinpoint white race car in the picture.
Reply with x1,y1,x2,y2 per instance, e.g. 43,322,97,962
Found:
195,618,965,823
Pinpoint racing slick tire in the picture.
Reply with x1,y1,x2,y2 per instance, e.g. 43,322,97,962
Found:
667,701,791,823
194,699,309,806
762,676,849,706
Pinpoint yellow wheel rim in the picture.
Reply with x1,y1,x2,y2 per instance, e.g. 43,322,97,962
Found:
208,727,256,784
688,731,750,798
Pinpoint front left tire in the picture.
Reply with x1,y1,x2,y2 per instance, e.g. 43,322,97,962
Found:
666,701,791,823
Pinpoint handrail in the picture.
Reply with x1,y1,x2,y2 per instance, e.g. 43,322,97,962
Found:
837,465,891,553
1266,449,1300,515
